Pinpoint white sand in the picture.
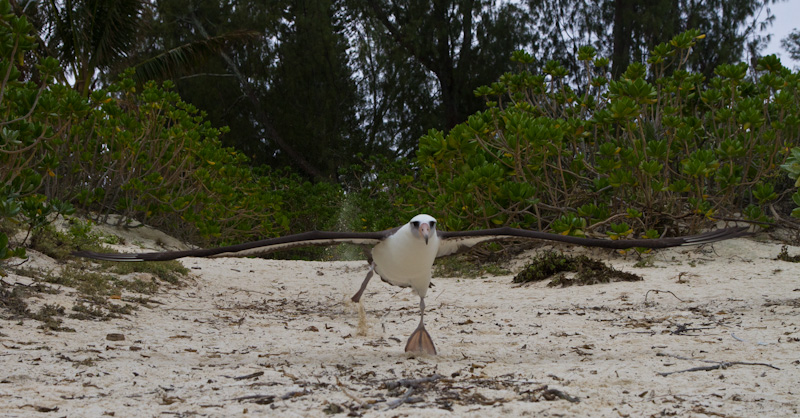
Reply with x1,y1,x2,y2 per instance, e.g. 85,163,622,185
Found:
1,224,799,417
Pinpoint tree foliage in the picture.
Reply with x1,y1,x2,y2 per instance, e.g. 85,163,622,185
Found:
524,0,776,80
1,0,416,262
782,28,800,63
354,0,532,131
27,0,143,96
263,0,365,179
1,1,69,261
125,0,377,181
418,31,799,236
0,5,311,256
5,0,797,257
16,0,781,184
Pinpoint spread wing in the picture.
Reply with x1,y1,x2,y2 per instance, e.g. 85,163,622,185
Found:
73,230,396,262
436,226,750,258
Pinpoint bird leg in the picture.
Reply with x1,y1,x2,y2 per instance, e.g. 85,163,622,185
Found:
351,262,375,303
404,297,437,355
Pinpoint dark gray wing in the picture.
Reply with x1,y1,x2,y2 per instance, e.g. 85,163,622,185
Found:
436,226,750,258
74,230,396,262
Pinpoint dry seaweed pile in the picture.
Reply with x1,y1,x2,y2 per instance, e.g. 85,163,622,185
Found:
513,251,642,286
226,368,580,414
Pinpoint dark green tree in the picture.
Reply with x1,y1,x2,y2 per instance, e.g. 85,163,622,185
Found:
131,0,370,181
133,1,282,170
525,0,776,79
347,13,440,156
782,28,800,61
21,0,782,183
263,0,365,179
20,0,143,96
354,0,532,131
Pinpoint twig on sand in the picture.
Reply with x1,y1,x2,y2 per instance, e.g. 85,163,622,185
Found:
335,376,365,404
231,389,310,404
610,330,657,339
377,374,443,410
669,322,714,335
383,374,443,390
231,394,276,404
385,387,424,409
520,384,580,403
656,352,780,376
644,289,684,303
541,387,580,403
226,371,264,380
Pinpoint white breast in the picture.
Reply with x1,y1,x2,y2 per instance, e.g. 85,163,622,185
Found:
371,225,440,297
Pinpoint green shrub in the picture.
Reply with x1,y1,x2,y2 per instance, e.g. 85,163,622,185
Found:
0,2,62,261
338,155,422,231
38,74,297,246
1,1,322,252
779,147,800,220
418,30,799,234
0,0,418,257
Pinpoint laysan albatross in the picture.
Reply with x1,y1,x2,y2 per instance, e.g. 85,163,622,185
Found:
74,214,749,355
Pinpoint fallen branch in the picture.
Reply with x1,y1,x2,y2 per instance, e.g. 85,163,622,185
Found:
656,352,780,376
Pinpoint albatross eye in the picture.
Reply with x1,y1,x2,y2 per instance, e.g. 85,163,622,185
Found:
411,221,420,228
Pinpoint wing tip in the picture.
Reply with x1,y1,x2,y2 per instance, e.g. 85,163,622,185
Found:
681,226,751,245
72,250,145,262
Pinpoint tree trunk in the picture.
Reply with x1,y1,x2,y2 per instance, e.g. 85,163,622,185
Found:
611,0,633,78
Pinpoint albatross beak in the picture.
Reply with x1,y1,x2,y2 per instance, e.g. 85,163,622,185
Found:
419,223,430,245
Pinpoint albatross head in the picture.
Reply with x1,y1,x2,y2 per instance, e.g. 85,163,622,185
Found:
409,214,437,245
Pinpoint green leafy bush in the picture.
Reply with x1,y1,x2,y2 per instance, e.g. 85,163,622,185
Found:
38,74,290,245
780,147,800,220
338,155,422,231
419,30,799,234
1,0,420,257
0,2,62,261
0,2,323,251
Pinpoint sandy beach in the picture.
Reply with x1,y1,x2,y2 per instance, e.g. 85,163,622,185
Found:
1,223,798,417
